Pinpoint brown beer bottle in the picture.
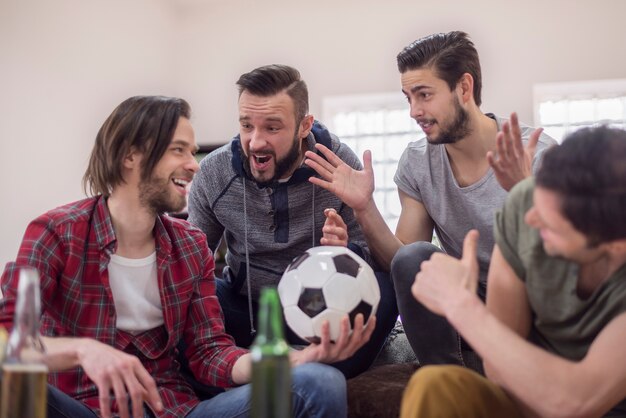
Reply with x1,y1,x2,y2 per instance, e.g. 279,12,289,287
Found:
1,267,48,418
250,287,291,418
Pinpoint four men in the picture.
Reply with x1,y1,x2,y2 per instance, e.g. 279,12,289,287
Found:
1,30,623,418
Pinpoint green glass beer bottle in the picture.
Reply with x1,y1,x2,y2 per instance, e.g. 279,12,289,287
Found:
1,267,48,418
251,287,291,418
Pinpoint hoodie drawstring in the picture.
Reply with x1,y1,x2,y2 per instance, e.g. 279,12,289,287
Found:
242,176,317,338
242,177,256,337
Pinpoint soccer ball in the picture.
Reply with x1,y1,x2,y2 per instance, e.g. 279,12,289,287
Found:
277,246,380,343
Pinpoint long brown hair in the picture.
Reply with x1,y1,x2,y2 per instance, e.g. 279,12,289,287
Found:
83,96,191,196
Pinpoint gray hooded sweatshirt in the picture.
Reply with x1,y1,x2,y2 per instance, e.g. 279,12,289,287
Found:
187,121,372,303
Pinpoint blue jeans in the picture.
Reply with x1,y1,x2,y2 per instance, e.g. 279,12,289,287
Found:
215,271,398,379
47,363,346,418
390,241,484,373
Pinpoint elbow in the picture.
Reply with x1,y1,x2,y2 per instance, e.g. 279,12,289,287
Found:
537,393,595,418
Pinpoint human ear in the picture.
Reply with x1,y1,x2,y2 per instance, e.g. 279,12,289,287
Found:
457,73,474,104
299,114,315,139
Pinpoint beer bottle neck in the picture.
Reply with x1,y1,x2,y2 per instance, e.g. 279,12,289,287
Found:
5,268,45,363
253,288,289,354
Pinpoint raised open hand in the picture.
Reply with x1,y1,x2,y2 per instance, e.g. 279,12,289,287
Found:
487,112,543,191
305,144,375,212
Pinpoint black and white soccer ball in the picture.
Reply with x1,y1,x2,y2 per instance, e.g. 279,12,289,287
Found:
277,246,380,343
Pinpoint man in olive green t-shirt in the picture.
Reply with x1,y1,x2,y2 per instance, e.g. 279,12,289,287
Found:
402,125,626,418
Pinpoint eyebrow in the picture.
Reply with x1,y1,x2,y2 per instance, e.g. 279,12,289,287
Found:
171,139,199,153
403,85,431,95
238,115,285,123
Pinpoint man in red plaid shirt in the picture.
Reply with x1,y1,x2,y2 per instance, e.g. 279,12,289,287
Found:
0,96,372,418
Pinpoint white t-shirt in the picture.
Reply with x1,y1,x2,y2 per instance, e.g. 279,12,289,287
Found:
108,252,164,334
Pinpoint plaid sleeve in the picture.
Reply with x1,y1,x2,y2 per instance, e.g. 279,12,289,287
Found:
0,214,63,329
182,233,248,386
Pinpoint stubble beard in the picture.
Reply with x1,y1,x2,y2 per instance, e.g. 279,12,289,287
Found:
426,96,472,145
244,130,303,188
139,175,186,215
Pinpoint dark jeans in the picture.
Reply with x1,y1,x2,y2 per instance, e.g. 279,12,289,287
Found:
390,241,484,373
215,271,398,379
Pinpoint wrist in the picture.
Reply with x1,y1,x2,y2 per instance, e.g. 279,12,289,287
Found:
447,289,484,331
354,198,378,222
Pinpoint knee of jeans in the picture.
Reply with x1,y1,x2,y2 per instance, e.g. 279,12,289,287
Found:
292,363,346,400
391,242,439,287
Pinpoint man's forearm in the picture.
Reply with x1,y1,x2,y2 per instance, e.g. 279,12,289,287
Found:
354,200,402,270
447,294,591,418
231,353,252,385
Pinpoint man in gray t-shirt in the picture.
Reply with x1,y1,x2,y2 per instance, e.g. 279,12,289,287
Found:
305,31,556,371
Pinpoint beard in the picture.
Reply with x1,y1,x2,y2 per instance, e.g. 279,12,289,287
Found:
425,96,472,144
243,130,302,187
138,174,186,215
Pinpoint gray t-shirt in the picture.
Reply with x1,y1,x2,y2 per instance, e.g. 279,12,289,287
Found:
394,114,556,286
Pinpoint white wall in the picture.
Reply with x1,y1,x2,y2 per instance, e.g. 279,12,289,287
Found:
0,0,178,268
2,0,626,268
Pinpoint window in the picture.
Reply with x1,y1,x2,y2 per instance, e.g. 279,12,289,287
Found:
322,93,421,232
533,79,626,143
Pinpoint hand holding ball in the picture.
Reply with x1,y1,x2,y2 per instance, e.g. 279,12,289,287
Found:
277,246,380,343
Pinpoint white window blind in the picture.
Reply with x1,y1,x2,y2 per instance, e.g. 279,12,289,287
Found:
322,93,421,232
533,79,626,143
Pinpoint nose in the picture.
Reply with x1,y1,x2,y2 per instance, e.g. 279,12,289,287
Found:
248,128,267,152
409,102,423,120
186,154,200,174
524,206,540,229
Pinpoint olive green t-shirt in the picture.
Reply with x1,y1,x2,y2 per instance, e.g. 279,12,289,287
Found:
494,178,626,416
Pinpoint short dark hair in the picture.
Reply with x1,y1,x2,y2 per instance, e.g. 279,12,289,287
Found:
397,31,483,106
83,96,191,196
536,126,626,246
236,64,309,123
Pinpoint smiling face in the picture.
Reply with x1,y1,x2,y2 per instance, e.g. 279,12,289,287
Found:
238,90,312,186
138,117,199,214
401,67,471,144
524,186,601,262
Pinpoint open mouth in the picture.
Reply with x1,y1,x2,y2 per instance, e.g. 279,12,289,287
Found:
418,120,435,132
251,153,273,170
172,178,190,194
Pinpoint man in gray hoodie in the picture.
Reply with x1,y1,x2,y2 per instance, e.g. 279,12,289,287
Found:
187,64,398,379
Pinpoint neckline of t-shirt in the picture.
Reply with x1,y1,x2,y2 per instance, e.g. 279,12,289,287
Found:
110,252,157,267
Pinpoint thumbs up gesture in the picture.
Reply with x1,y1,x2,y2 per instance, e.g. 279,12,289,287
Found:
411,230,480,317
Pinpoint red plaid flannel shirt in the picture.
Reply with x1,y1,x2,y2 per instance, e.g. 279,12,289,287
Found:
0,196,248,417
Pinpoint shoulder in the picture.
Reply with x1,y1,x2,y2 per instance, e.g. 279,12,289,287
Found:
34,196,101,230
398,137,431,167
161,214,207,240
330,135,363,169
198,142,235,170
194,141,239,190
505,177,535,212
